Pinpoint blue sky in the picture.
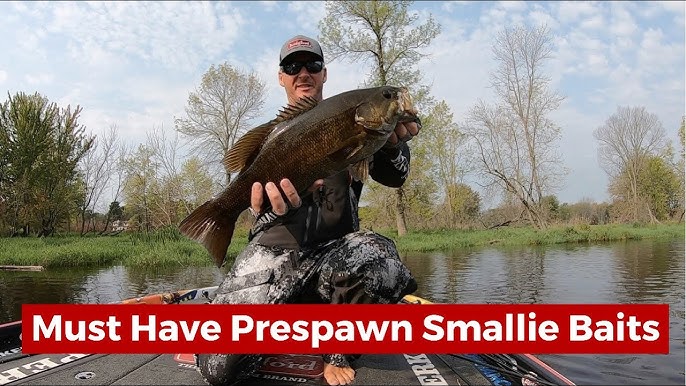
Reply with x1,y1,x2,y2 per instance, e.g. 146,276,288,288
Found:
0,1,684,206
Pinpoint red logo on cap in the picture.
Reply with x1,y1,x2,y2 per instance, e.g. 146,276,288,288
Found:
288,39,312,50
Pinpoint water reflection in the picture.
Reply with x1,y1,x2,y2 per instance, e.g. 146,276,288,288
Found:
404,238,685,385
0,238,683,384
0,265,227,323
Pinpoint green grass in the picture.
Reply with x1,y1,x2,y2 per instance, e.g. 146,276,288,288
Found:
0,223,682,268
0,226,250,268
379,223,685,252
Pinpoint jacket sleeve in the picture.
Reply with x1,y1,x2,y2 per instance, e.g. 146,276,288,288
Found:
369,141,411,188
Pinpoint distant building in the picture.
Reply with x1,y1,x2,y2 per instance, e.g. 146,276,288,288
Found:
111,220,130,232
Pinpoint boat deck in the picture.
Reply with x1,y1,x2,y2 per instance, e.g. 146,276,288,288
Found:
2,351,500,385
0,288,575,386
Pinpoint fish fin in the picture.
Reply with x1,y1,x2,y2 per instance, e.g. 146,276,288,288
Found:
350,158,371,182
223,96,320,173
178,199,239,268
345,142,365,161
274,95,319,122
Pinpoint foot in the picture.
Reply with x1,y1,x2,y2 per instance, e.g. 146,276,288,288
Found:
323,362,355,385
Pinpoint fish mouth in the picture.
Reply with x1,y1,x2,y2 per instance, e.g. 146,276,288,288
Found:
397,87,418,122
363,127,391,137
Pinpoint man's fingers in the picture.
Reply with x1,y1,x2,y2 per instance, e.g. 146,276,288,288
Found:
265,182,288,215
407,120,420,136
280,179,302,208
385,132,399,147
308,179,325,192
395,123,409,139
251,182,263,214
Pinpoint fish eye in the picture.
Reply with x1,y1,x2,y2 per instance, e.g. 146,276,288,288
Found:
382,89,394,99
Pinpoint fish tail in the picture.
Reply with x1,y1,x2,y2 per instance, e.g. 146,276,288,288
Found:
178,200,239,268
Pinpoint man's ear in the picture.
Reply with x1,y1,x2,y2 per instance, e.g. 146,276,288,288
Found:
278,71,285,87
322,67,327,84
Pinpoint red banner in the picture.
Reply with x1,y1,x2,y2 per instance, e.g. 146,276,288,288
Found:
21,303,669,354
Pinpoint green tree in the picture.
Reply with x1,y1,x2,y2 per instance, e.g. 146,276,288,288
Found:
637,155,681,221
594,106,667,222
540,195,560,222
175,63,266,186
319,0,441,235
179,156,215,215
122,144,157,232
443,183,481,226
0,92,93,236
466,25,565,230
107,201,123,221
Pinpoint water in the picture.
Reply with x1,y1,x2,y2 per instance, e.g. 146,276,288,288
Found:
1,238,683,384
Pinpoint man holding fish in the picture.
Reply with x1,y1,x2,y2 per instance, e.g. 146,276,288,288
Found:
191,35,421,386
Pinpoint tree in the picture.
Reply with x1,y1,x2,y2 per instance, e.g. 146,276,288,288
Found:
676,116,685,221
443,183,481,226
122,144,157,232
77,124,119,235
175,63,266,186
465,25,565,229
0,92,93,236
319,0,440,235
107,201,123,221
178,156,215,215
422,100,471,226
637,156,681,221
594,106,667,222
100,140,129,234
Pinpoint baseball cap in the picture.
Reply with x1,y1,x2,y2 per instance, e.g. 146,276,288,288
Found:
279,35,324,65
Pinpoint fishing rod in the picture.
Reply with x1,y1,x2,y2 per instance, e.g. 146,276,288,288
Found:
444,353,560,386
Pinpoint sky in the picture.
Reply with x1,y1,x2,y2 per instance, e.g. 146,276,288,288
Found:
0,1,684,207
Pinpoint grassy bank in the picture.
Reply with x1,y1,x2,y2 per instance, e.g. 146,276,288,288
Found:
385,222,685,253
0,223,682,268
0,227,249,268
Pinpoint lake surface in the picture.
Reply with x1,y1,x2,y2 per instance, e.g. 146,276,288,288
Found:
1,237,683,385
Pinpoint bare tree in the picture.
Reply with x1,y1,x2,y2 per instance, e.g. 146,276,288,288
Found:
594,106,667,222
78,125,119,235
100,141,129,235
319,0,440,236
175,63,266,186
465,25,565,229
147,125,184,226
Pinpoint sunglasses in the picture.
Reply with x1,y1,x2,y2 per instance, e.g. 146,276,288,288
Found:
281,61,324,76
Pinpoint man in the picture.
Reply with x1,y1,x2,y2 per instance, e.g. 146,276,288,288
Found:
196,34,420,386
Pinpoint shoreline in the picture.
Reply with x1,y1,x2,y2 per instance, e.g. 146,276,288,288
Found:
0,223,683,268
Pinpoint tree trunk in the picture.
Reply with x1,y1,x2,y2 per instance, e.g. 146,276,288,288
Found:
395,187,408,236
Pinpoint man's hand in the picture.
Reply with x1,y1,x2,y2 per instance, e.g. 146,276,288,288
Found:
251,178,324,216
385,119,421,148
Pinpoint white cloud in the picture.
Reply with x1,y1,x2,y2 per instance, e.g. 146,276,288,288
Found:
498,1,528,12
259,1,278,12
42,2,246,73
638,28,683,77
579,14,604,30
528,7,557,29
556,1,601,24
609,2,638,38
286,2,327,34
0,70,7,84
25,73,53,86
